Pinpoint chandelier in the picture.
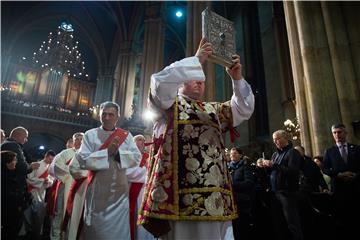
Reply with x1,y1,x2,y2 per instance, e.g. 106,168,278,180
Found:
31,22,89,80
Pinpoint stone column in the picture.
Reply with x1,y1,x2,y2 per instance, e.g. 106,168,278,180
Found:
342,3,360,88
283,1,358,155
321,2,360,143
273,3,296,120
139,2,164,112
113,41,137,120
186,1,216,101
283,2,313,154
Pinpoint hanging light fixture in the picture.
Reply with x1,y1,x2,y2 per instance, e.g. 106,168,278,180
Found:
31,21,90,81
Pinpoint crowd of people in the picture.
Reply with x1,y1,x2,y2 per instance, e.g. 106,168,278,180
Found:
1,39,359,240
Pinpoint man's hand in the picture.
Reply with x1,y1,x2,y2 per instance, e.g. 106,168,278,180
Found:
256,159,273,168
322,188,330,193
337,171,356,182
108,136,121,156
226,54,243,80
30,162,40,170
195,38,213,64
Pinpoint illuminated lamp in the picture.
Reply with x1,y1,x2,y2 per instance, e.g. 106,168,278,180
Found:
176,10,183,18
143,109,156,121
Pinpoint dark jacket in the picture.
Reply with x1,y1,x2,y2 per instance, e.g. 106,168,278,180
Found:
323,143,360,192
1,138,32,177
1,138,32,204
1,162,28,239
299,155,328,192
270,143,303,193
229,159,256,214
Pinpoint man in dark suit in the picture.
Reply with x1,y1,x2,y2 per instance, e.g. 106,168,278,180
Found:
323,123,360,238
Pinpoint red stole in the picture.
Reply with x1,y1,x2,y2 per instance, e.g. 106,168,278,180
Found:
63,128,128,238
129,152,149,240
62,178,86,231
87,128,129,184
46,158,72,216
47,180,61,216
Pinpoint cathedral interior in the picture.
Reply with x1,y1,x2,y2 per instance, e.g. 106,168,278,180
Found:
1,1,360,161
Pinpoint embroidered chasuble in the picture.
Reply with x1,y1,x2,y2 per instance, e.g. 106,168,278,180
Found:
139,95,238,223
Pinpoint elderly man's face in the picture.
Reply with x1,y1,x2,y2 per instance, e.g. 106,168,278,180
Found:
181,80,205,100
100,107,119,130
332,127,347,144
73,136,83,150
135,138,145,153
18,131,28,145
273,133,288,149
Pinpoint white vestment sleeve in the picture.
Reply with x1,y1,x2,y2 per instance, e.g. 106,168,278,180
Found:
69,155,88,179
76,130,141,170
119,133,141,169
45,175,54,188
231,79,255,126
27,167,45,189
126,166,146,183
150,56,205,110
52,149,73,182
48,160,55,178
76,131,110,171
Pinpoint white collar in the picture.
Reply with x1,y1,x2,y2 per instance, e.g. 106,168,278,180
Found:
336,142,347,148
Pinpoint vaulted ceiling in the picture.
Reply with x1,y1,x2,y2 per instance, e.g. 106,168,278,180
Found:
1,1,255,83
1,1,188,82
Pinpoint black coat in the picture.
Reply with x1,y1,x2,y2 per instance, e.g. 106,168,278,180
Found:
1,138,32,176
270,143,303,193
299,155,328,192
229,159,256,214
1,166,28,239
1,138,32,205
323,143,360,192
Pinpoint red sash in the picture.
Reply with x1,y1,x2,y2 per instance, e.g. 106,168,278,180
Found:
46,179,61,216
27,165,49,193
62,177,86,231
65,128,128,238
46,158,72,216
140,152,149,168
129,182,143,240
87,128,129,184
129,152,149,240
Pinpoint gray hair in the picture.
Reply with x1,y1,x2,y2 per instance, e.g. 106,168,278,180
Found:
100,101,120,116
9,126,28,138
72,132,84,140
133,134,145,142
273,129,289,140
331,123,346,132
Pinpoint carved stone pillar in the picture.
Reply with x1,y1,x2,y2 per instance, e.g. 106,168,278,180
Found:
139,2,164,112
273,3,296,120
321,2,360,143
186,1,216,101
283,2,312,154
283,1,360,155
113,41,137,120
